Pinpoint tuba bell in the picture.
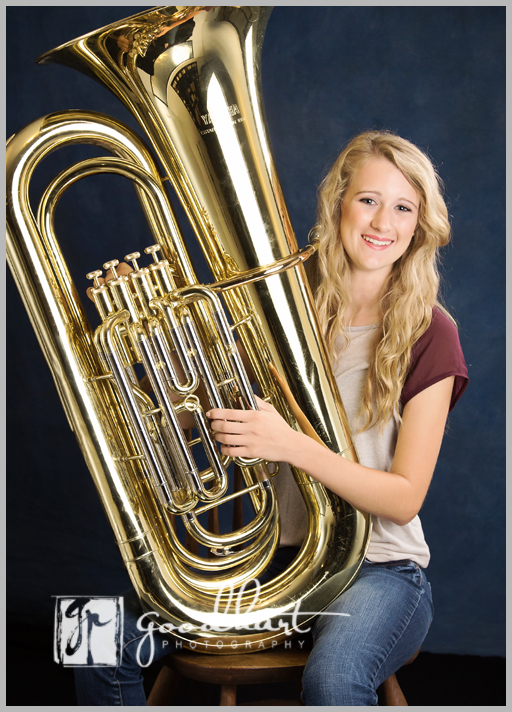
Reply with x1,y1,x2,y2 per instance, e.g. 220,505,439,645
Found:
6,6,371,652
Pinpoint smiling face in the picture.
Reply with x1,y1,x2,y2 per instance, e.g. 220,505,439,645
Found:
339,156,420,281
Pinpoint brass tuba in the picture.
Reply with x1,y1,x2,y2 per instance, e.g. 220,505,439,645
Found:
6,6,371,652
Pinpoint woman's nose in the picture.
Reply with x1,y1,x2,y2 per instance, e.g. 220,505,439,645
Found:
370,205,392,232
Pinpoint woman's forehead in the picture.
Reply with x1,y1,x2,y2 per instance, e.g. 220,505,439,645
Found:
345,157,419,202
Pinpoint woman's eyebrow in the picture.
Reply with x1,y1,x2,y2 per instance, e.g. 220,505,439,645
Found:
353,190,418,208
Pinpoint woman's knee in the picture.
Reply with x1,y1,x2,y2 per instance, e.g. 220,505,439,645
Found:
301,651,377,706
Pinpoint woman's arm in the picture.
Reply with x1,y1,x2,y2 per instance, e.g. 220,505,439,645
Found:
207,375,455,526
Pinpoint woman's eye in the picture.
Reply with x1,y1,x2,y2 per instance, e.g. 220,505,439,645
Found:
360,198,376,205
396,205,411,212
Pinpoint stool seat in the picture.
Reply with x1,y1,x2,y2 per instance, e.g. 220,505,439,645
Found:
148,644,422,706
169,647,310,685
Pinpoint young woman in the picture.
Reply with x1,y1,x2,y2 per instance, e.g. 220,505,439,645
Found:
77,131,467,705
206,131,468,705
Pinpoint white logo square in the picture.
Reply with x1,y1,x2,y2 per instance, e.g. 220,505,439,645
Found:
53,596,123,667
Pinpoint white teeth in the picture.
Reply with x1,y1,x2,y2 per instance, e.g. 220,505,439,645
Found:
362,235,392,246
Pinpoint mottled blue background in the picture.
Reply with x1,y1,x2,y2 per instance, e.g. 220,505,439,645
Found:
6,6,505,656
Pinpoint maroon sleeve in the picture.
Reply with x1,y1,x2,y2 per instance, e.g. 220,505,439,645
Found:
401,308,469,412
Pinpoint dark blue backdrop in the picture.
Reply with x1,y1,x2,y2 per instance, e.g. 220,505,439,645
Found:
6,6,505,657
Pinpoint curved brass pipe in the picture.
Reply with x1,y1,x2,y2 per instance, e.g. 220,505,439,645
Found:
7,6,371,652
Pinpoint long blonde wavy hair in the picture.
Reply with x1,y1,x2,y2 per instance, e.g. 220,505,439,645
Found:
313,130,452,431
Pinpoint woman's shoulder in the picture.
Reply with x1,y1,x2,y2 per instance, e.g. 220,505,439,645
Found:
427,306,460,338
411,306,461,354
401,307,468,411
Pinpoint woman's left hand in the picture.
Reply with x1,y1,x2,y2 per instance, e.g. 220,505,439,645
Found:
206,395,300,463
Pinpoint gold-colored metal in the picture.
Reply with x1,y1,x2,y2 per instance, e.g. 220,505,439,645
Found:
6,6,371,652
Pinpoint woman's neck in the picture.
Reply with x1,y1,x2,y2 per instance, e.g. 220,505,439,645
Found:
346,270,389,326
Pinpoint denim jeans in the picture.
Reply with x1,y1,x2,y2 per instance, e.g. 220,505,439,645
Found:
74,554,433,706
301,559,434,706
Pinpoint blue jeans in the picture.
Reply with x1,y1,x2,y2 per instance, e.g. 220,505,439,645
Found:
74,554,433,706
301,559,434,706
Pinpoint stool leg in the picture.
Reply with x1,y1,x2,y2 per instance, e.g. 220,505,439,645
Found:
220,683,237,705
381,673,408,706
296,679,304,705
147,665,182,706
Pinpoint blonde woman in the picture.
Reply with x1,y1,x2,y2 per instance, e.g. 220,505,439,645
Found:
207,131,468,706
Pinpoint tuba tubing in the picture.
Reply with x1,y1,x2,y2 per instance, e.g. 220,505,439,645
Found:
7,6,371,652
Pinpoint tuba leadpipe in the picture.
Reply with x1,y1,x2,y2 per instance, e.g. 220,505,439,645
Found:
7,6,371,651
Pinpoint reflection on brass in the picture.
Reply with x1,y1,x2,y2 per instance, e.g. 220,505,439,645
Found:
7,7,371,652
268,362,326,448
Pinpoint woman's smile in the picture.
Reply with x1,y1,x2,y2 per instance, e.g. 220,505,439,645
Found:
361,233,394,248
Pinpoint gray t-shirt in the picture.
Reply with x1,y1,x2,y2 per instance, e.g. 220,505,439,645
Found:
275,323,430,568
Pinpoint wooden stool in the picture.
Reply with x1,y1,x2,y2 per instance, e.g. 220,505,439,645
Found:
379,647,421,706
148,646,309,706
147,645,421,706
